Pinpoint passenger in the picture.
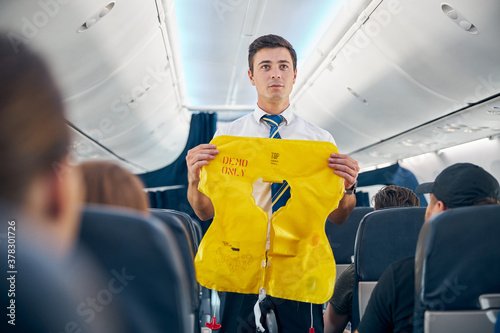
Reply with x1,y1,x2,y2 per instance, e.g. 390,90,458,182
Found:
186,34,360,333
0,33,122,332
79,160,149,214
324,185,420,333
372,185,420,210
0,36,82,259
356,163,500,333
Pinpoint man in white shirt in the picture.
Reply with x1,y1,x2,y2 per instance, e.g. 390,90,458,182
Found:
186,34,359,333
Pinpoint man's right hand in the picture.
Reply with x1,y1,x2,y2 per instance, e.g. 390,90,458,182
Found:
186,144,219,221
186,143,219,184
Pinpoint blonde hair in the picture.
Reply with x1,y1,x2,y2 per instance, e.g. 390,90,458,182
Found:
80,161,149,214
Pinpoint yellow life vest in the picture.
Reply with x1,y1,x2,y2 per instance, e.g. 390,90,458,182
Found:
194,135,344,303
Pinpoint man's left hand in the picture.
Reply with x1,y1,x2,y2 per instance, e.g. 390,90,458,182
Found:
328,153,360,189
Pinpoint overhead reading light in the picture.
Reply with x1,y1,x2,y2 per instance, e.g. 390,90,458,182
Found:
400,139,416,147
436,123,490,133
463,127,486,133
347,87,368,104
441,4,478,35
487,106,500,115
77,2,115,33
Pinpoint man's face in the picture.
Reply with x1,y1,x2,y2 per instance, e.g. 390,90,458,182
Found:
248,47,297,107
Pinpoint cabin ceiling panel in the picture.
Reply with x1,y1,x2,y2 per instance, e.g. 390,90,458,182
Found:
64,30,176,140
98,90,181,145
69,128,147,174
293,89,376,153
3,0,499,172
291,0,500,168
0,1,161,99
1,1,189,172
100,104,190,171
293,30,457,152
352,96,500,169
175,0,251,107
175,0,343,108
184,61,238,106
365,0,500,104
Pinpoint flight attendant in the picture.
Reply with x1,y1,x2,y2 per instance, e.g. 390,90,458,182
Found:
187,34,360,333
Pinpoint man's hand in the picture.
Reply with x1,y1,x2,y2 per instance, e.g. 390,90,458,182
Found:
327,153,360,225
186,144,219,184
186,144,219,221
328,153,360,190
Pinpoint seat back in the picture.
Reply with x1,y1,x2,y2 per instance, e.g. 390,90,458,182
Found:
1,241,121,333
0,204,128,333
151,208,201,252
414,205,500,333
325,206,373,276
150,209,200,321
79,205,192,333
191,216,203,244
150,209,213,329
352,206,426,329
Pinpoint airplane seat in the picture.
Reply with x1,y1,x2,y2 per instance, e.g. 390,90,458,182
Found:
0,204,129,333
414,205,500,333
149,209,200,331
325,206,373,277
149,209,214,330
352,206,426,330
192,219,203,244
79,205,193,333
151,208,201,252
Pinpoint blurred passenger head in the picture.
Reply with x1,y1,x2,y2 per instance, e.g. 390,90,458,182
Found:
248,34,297,73
415,163,500,220
80,160,149,214
0,32,83,256
372,185,420,210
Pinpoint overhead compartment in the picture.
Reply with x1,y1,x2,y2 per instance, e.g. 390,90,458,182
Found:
292,0,500,165
65,29,189,171
0,0,189,172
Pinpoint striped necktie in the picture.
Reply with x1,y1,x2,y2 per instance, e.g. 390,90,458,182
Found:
262,115,290,212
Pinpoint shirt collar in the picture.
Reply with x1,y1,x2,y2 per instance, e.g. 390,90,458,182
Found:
252,104,295,125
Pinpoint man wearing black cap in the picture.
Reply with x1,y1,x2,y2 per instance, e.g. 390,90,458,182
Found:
416,163,500,221
355,163,500,333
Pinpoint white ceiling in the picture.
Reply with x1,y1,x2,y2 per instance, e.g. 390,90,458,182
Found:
174,0,344,108
1,0,499,173
176,0,500,170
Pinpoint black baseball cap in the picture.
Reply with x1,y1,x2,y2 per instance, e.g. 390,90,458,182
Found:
415,163,500,208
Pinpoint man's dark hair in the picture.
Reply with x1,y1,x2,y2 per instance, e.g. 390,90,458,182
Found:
248,34,297,73
373,185,420,210
0,32,69,204
471,197,500,206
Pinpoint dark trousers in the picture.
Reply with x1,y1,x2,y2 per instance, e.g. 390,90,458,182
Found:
219,292,324,333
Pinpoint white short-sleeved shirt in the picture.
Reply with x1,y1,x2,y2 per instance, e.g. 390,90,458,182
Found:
213,105,337,220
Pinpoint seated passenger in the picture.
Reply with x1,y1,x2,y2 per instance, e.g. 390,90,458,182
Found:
324,185,420,333
0,33,123,332
79,160,150,214
356,163,500,333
